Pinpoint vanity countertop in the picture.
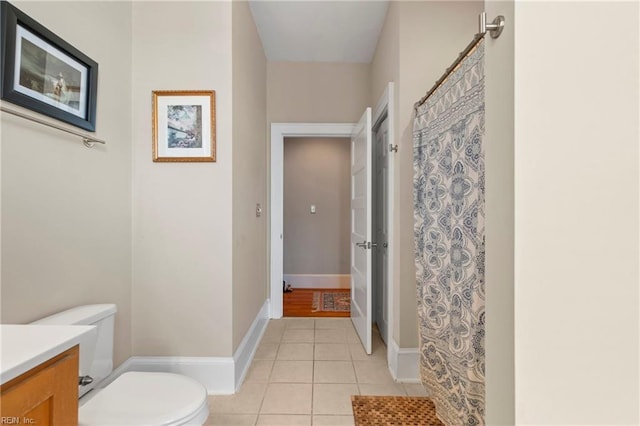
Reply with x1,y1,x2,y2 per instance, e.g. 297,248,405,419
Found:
1,324,96,384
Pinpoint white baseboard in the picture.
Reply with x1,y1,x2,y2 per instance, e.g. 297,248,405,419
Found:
388,338,420,383
108,356,235,394
106,299,270,395
233,299,270,391
283,274,350,289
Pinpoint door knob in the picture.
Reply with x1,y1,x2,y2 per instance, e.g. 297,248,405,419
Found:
355,240,367,248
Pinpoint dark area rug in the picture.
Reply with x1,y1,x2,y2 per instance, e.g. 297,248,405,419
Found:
351,395,444,426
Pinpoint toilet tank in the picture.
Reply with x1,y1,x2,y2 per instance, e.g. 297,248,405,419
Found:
32,304,117,397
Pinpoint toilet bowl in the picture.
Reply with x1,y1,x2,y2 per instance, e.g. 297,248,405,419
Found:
79,372,209,426
32,304,209,426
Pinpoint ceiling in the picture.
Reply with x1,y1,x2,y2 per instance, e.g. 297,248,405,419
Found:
248,1,390,63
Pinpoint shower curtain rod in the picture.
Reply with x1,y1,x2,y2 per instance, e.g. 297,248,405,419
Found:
413,33,485,111
414,12,505,111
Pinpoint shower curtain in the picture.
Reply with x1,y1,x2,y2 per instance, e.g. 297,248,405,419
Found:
413,40,485,426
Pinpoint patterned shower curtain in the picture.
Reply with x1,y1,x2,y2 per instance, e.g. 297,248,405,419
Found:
413,40,485,426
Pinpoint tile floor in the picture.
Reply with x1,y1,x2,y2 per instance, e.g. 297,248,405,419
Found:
206,317,428,426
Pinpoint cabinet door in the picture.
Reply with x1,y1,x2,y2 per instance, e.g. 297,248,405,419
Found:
1,346,79,425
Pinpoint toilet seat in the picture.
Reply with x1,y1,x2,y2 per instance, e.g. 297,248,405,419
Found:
79,372,209,426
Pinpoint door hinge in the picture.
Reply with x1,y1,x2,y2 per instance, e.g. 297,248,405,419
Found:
389,144,398,153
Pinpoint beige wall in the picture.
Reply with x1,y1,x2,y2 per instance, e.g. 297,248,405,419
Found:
267,62,370,123
370,1,483,348
484,1,515,424
369,1,402,348
0,1,133,366
231,0,268,352
514,2,639,424
283,137,351,275
396,0,483,348
131,2,234,357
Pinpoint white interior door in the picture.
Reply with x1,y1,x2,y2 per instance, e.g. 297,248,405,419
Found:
350,107,372,354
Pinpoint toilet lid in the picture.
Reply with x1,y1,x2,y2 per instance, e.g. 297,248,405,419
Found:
79,372,209,426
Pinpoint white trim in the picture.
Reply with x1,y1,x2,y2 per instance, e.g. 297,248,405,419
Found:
233,299,270,391
107,356,236,394
388,337,420,383
102,300,270,395
372,82,395,364
283,274,350,289
270,123,356,318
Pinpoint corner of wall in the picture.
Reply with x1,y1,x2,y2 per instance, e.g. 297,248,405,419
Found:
231,0,269,352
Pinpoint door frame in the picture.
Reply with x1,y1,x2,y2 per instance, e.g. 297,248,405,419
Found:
371,82,395,349
269,83,395,344
270,123,356,318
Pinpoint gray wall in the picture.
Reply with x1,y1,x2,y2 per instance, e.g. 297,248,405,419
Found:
284,137,350,275
484,1,515,423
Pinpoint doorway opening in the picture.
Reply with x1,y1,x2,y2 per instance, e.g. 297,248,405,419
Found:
282,136,351,318
270,80,395,354
270,124,356,319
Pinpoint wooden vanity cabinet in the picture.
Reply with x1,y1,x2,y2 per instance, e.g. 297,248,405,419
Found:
0,345,79,425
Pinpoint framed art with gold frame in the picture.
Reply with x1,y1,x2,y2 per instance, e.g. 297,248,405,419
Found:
152,90,216,162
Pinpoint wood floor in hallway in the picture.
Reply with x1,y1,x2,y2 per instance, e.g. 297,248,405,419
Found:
283,288,350,318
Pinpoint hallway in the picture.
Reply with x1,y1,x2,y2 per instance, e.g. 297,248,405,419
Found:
283,289,350,318
206,318,427,425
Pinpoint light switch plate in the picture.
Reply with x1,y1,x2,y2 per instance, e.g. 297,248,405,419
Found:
310,204,316,214
256,203,262,217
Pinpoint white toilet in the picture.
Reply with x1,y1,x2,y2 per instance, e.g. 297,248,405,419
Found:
32,304,210,426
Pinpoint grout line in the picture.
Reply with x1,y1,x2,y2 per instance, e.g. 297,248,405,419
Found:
311,336,315,417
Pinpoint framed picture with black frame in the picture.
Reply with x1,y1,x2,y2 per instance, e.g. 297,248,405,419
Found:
0,1,98,131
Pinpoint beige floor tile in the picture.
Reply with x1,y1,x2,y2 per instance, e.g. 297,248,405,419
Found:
353,361,395,384
284,318,315,329
314,343,351,361
262,327,285,343
314,361,356,383
208,383,267,414
256,414,311,425
261,383,313,414
344,327,361,344
277,343,314,360
268,319,286,328
315,318,352,329
255,343,279,360
315,328,347,343
205,414,257,425
312,415,356,426
348,343,387,362
270,360,313,383
358,383,406,396
403,382,429,396
245,360,274,383
312,384,359,415
282,328,315,343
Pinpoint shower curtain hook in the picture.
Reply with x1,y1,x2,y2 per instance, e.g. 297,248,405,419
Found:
479,12,505,39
